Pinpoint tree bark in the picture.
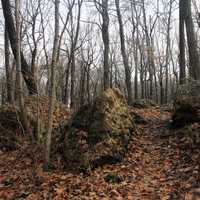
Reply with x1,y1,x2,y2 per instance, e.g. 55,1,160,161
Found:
15,0,29,135
184,0,200,80
115,0,133,104
44,0,60,170
1,0,38,95
142,0,154,100
165,0,173,103
4,28,14,103
101,0,110,90
179,0,186,84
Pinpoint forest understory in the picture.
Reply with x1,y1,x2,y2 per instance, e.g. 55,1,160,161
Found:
1,0,200,199
1,106,200,200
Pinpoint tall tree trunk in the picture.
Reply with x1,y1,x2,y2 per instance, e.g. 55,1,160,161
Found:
179,0,186,84
86,64,91,104
134,25,140,100
79,62,86,107
153,66,158,103
165,0,173,103
142,0,153,100
63,65,70,105
134,48,138,100
1,0,38,95
115,0,133,104
70,53,76,108
160,68,164,104
70,0,82,109
184,0,200,80
15,0,29,135
4,28,14,103
44,0,60,170
149,46,155,100
102,0,110,90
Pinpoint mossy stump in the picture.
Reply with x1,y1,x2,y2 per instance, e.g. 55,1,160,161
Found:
63,88,134,170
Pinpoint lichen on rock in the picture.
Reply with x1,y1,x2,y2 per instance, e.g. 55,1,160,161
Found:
63,88,134,170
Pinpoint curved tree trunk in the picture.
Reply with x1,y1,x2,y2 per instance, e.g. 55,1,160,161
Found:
184,0,200,80
1,0,38,95
115,0,133,105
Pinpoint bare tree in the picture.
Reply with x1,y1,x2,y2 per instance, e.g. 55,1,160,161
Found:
44,0,60,170
62,0,82,107
70,0,83,109
15,0,29,134
179,0,186,84
115,0,133,105
1,0,38,94
141,0,158,100
24,0,43,80
4,28,14,103
164,0,173,103
184,0,200,80
95,0,110,90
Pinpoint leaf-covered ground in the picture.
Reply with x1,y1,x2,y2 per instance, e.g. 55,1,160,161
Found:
1,108,200,200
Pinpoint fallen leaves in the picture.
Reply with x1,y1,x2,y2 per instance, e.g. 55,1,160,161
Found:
0,107,200,199
25,96,71,129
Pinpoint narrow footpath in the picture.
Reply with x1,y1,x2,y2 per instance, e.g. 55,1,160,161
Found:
0,108,200,200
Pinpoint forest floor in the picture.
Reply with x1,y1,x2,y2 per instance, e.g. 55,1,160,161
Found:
1,108,200,200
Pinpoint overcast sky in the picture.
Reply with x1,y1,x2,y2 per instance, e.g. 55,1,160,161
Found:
0,0,199,71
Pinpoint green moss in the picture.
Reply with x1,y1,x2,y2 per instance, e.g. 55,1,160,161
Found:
64,88,134,169
3,178,14,187
104,172,123,184
79,164,90,174
88,130,106,145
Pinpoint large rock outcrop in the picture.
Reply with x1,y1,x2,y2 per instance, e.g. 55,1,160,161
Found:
63,88,134,170
0,97,70,151
172,81,200,127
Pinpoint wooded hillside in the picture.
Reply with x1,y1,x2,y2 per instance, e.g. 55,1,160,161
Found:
0,0,200,199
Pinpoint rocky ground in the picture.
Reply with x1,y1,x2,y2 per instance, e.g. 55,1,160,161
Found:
1,107,200,200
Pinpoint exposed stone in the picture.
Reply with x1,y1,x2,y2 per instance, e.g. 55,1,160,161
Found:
172,81,200,127
63,88,134,170
104,172,123,184
0,97,70,151
131,111,148,125
132,99,157,109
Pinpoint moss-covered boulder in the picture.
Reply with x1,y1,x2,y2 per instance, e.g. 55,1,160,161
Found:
172,81,200,127
0,97,70,151
63,88,134,170
131,99,157,109
130,111,148,125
